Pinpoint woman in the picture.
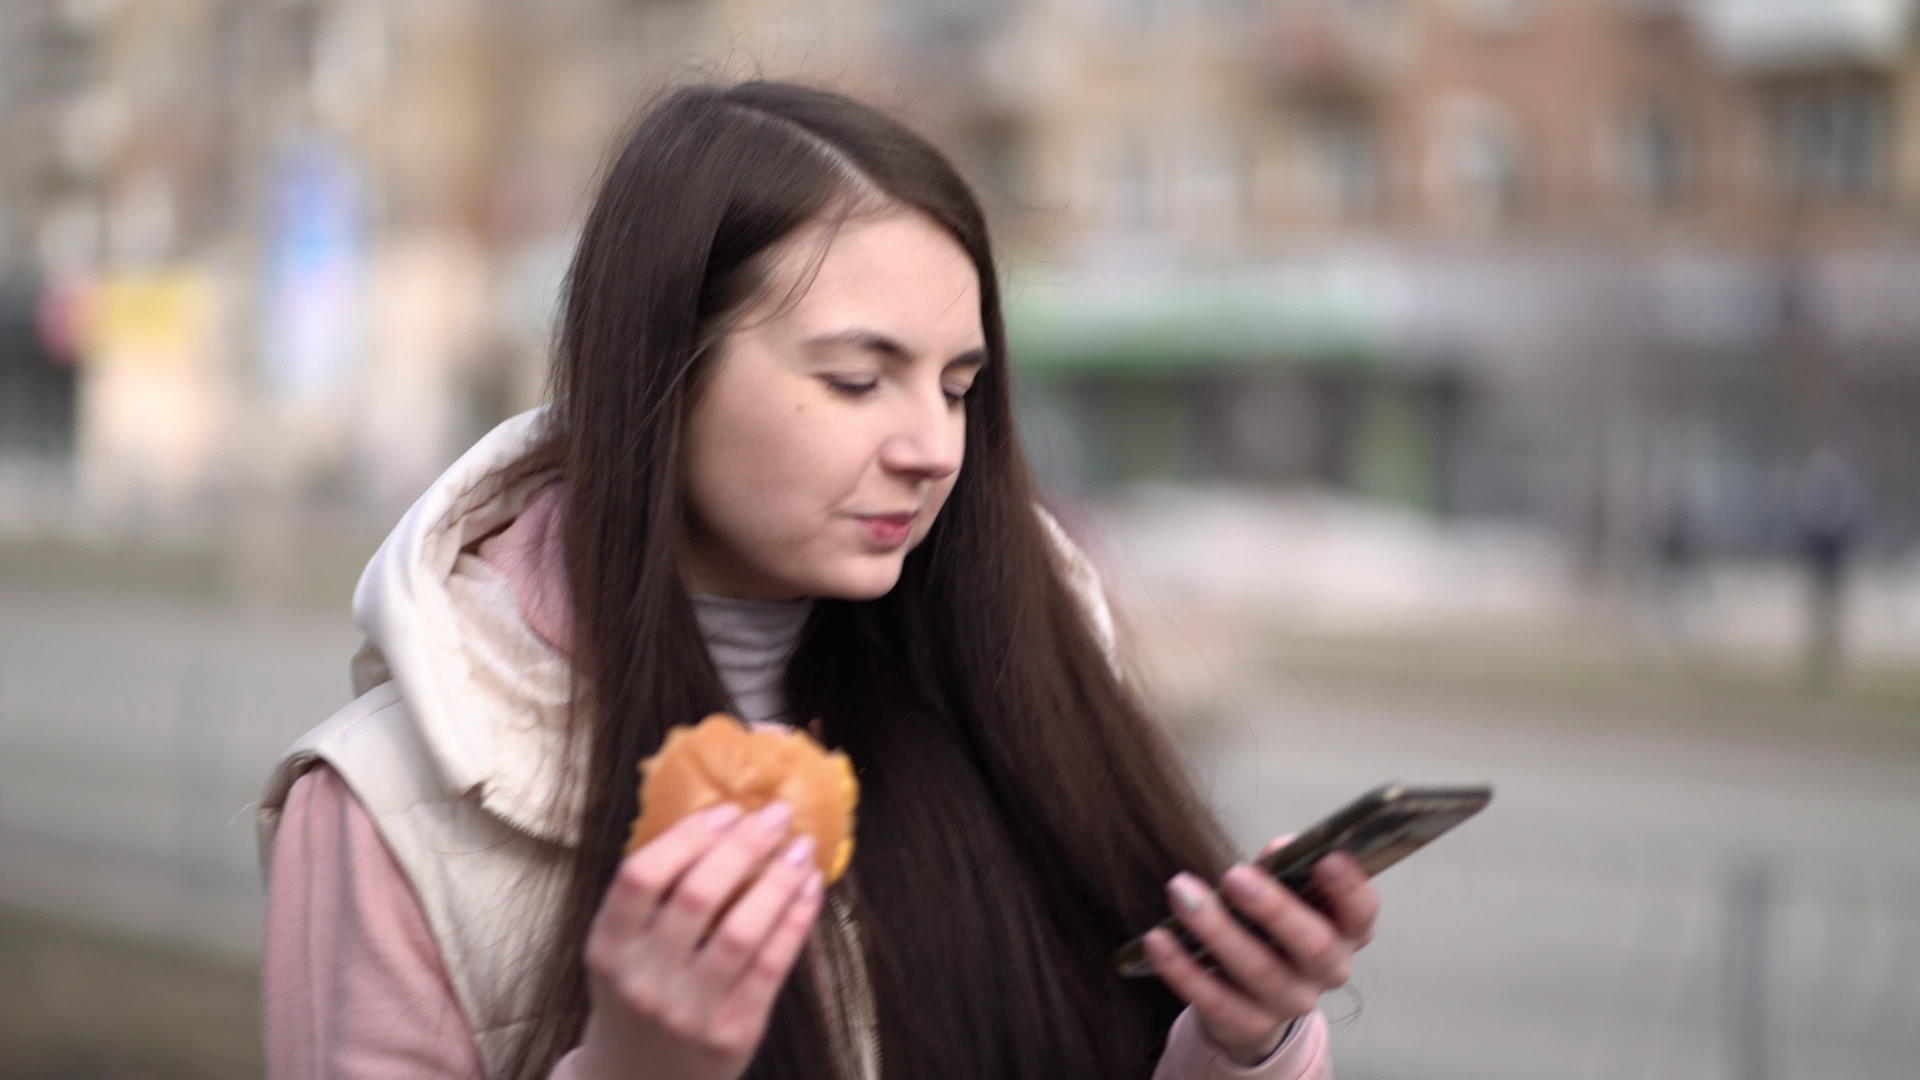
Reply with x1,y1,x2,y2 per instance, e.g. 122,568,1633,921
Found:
258,81,1377,1080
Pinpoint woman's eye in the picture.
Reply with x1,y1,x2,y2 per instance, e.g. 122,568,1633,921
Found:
943,385,973,406
824,377,878,397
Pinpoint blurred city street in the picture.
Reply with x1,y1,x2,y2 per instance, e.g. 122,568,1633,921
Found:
3,565,1916,1079
7,0,1920,1076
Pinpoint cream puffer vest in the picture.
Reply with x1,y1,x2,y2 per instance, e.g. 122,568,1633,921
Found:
256,408,1120,1079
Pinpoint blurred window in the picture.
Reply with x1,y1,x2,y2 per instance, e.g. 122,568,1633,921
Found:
59,0,113,30
1306,109,1383,221
1100,135,1157,229
976,120,1028,206
1210,0,1265,20
888,0,1005,47
1622,101,1689,208
1777,83,1888,201
55,86,127,177
1339,0,1409,36
1106,0,1165,30
1450,0,1537,32
1433,97,1525,226
1179,128,1248,227
273,2,321,87
14,16,93,99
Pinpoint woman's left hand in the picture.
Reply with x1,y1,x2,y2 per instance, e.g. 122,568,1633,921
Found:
1143,839,1379,1067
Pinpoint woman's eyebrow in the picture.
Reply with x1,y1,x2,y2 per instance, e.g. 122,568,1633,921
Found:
803,328,986,369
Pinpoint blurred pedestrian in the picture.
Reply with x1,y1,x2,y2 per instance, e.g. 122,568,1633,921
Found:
1649,487,1703,647
1792,447,1867,690
255,82,1373,1080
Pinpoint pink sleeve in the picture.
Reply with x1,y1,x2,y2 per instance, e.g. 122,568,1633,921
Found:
1151,1007,1332,1080
262,763,487,1079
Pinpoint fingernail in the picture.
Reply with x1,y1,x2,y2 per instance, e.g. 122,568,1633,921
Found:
753,801,794,833
782,834,816,866
700,803,744,829
1222,864,1261,900
1168,873,1210,915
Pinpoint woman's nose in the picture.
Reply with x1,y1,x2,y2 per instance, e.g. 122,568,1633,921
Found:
878,394,964,479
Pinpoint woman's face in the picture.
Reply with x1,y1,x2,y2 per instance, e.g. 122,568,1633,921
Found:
680,210,987,600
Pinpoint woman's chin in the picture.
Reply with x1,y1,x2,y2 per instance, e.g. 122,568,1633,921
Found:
808,559,905,602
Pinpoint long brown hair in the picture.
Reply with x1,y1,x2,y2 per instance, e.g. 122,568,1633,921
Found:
502,81,1237,1080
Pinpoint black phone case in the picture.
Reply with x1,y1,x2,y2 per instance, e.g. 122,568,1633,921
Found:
1111,782,1492,978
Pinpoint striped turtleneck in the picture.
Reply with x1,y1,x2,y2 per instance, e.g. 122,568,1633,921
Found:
690,593,814,728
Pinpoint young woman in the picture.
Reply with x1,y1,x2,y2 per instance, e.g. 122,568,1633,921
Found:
257,80,1378,1080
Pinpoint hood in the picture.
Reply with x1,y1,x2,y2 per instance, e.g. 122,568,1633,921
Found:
344,406,1119,848
349,406,577,843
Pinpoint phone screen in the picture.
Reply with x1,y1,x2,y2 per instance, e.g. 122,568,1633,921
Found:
1111,783,1492,978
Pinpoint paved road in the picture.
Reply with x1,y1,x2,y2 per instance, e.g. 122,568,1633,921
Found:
1189,680,1920,1080
0,583,357,960
2,580,1915,1079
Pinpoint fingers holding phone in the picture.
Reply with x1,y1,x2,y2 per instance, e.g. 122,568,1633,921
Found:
1141,855,1378,1064
1113,783,1490,980
1116,783,1492,1063
1252,831,1377,931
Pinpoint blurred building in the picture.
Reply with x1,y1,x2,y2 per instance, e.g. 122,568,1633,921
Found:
899,0,1920,563
1,0,1917,563
3,0,623,526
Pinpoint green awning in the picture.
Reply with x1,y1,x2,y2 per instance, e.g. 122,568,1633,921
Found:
1003,270,1387,375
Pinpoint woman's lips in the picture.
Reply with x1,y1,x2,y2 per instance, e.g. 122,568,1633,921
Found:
855,513,914,548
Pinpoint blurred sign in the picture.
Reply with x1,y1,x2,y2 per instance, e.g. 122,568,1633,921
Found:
258,138,365,404
83,269,217,370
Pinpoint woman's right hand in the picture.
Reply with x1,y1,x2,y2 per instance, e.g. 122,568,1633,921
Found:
571,801,826,1080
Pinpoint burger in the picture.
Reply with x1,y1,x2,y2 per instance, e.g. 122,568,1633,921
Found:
626,712,858,884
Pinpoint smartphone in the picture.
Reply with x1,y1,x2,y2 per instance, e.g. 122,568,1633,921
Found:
1112,782,1493,978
